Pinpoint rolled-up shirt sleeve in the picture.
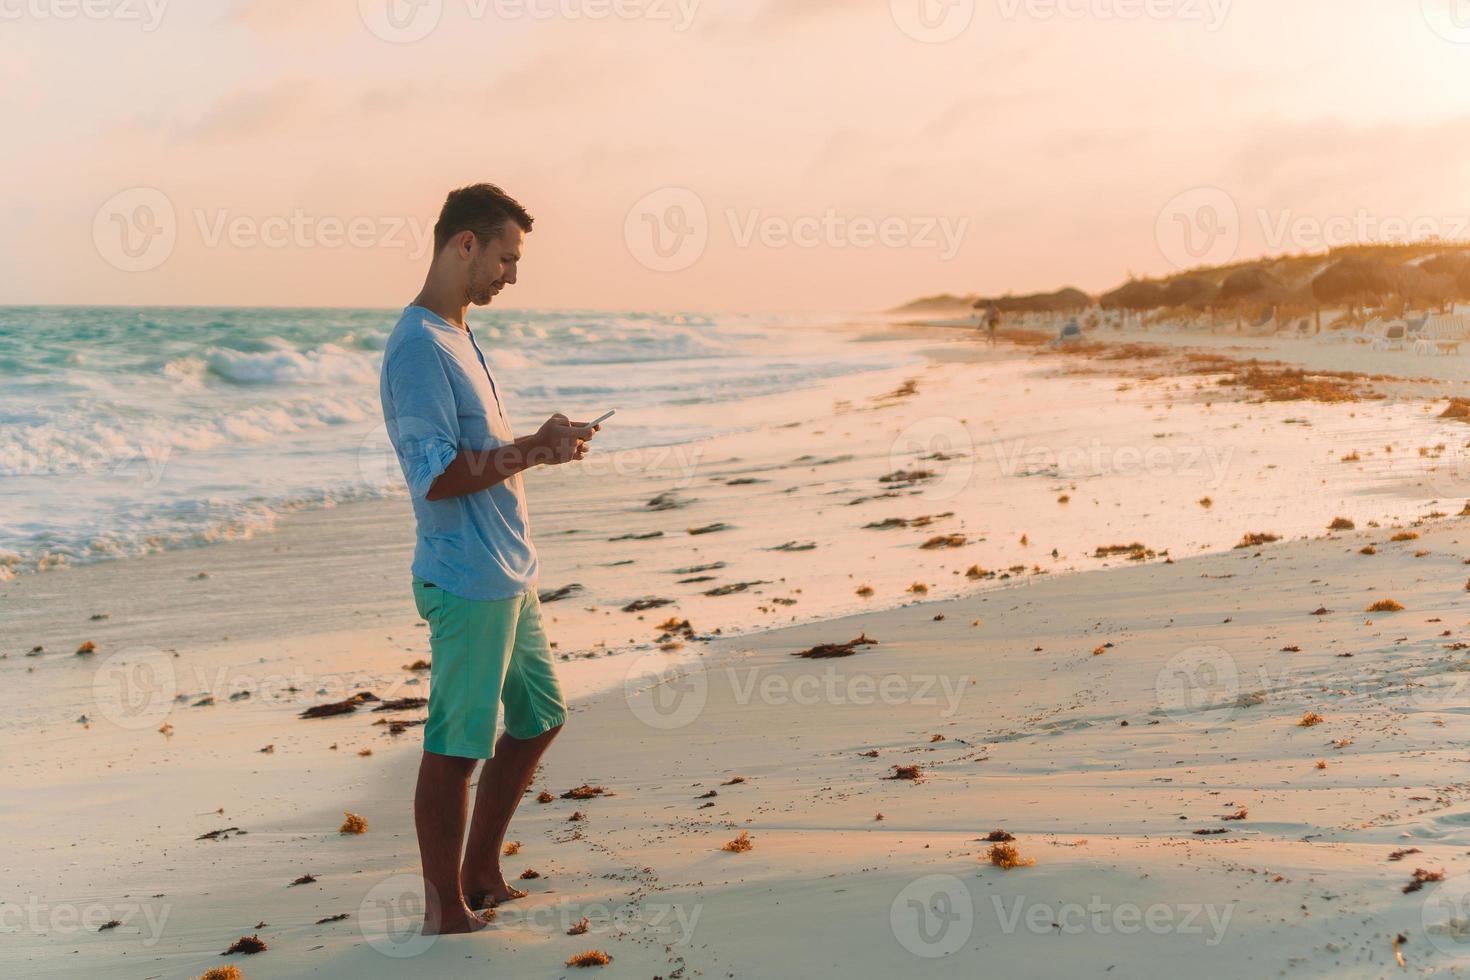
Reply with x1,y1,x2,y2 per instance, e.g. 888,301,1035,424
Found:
384,338,461,500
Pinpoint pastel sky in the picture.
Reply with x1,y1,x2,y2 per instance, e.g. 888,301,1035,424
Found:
5,0,1470,312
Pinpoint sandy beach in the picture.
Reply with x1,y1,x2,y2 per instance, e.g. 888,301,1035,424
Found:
5,316,1469,978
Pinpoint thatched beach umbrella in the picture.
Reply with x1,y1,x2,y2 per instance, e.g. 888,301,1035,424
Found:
1421,252,1470,300
1218,266,1284,306
1044,287,1092,312
1099,280,1166,311
1161,276,1218,309
1394,264,1456,313
1217,266,1286,333
1310,257,1397,314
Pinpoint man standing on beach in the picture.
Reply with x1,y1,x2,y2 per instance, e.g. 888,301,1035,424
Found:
379,183,598,935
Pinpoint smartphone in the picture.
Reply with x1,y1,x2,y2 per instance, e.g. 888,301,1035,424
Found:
589,410,616,427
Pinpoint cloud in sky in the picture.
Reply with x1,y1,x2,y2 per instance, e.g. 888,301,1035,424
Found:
6,0,1470,310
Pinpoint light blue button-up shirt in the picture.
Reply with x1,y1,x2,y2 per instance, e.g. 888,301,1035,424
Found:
379,305,538,601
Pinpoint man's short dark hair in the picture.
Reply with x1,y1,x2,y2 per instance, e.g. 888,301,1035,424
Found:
433,183,534,254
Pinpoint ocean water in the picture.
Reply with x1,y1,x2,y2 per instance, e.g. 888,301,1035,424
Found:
0,306,906,579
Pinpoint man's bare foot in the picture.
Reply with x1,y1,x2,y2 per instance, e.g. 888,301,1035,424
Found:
463,875,530,910
422,906,495,936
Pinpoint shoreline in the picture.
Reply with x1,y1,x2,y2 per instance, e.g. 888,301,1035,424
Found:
6,319,1470,977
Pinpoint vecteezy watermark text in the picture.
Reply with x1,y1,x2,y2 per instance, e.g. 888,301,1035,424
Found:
0,0,168,30
624,188,970,273
357,0,700,43
93,187,437,273
996,0,1231,31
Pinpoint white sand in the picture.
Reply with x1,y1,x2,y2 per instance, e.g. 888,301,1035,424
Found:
4,324,1469,978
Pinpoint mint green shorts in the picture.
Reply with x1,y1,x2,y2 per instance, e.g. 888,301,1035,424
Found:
412,577,567,759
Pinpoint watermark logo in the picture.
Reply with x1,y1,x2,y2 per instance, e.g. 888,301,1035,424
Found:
357,423,407,492
1259,209,1470,253
890,874,974,957
92,647,177,730
1422,0,1470,43
625,187,969,272
890,0,975,43
726,209,968,260
888,417,976,502
993,437,1235,488
996,0,1231,31
358,0,443,42
1155,645,1239,726
94,188,437,274
359,873,437,958
625,187,709,273
991,895,1234,944
496,899,703,943
0,896,172,944
727,667,971,716
1156,186,1239,270
624,652,710,730
359,0,700,38
1424,872,1470,955
93,187,176,273
0,0,169,30
1419,439,1470,501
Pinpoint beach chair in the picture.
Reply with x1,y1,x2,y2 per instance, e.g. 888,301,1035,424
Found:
1347,317,1384,345
1371,321,1407,351
1320,316,1370,344
1413,314,1470,355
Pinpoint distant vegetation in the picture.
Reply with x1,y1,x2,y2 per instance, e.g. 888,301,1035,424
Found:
895,243,1470,318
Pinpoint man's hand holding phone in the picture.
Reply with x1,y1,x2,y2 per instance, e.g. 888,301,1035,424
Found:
533,412,606,465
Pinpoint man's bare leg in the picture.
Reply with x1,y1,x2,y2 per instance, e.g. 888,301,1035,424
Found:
416,751,492,935
461,725,562,908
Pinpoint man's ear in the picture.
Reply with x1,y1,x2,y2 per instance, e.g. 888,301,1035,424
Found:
455,230,478,260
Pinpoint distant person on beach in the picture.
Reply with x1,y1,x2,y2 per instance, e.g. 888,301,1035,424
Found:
379,183,599,936
979,301,1001,345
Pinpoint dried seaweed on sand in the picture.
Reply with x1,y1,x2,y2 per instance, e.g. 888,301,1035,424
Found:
986,842,1034,869
687,522,731,535
222,934,267,955
793,633,878,659
1094,543,1153,560
372,697,428,712
299,692,379,719
1235,532,1281,549
722,830,754,853
704,581,768,597
1404,868,1445,893
196,827,243,841
622,597,673,612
